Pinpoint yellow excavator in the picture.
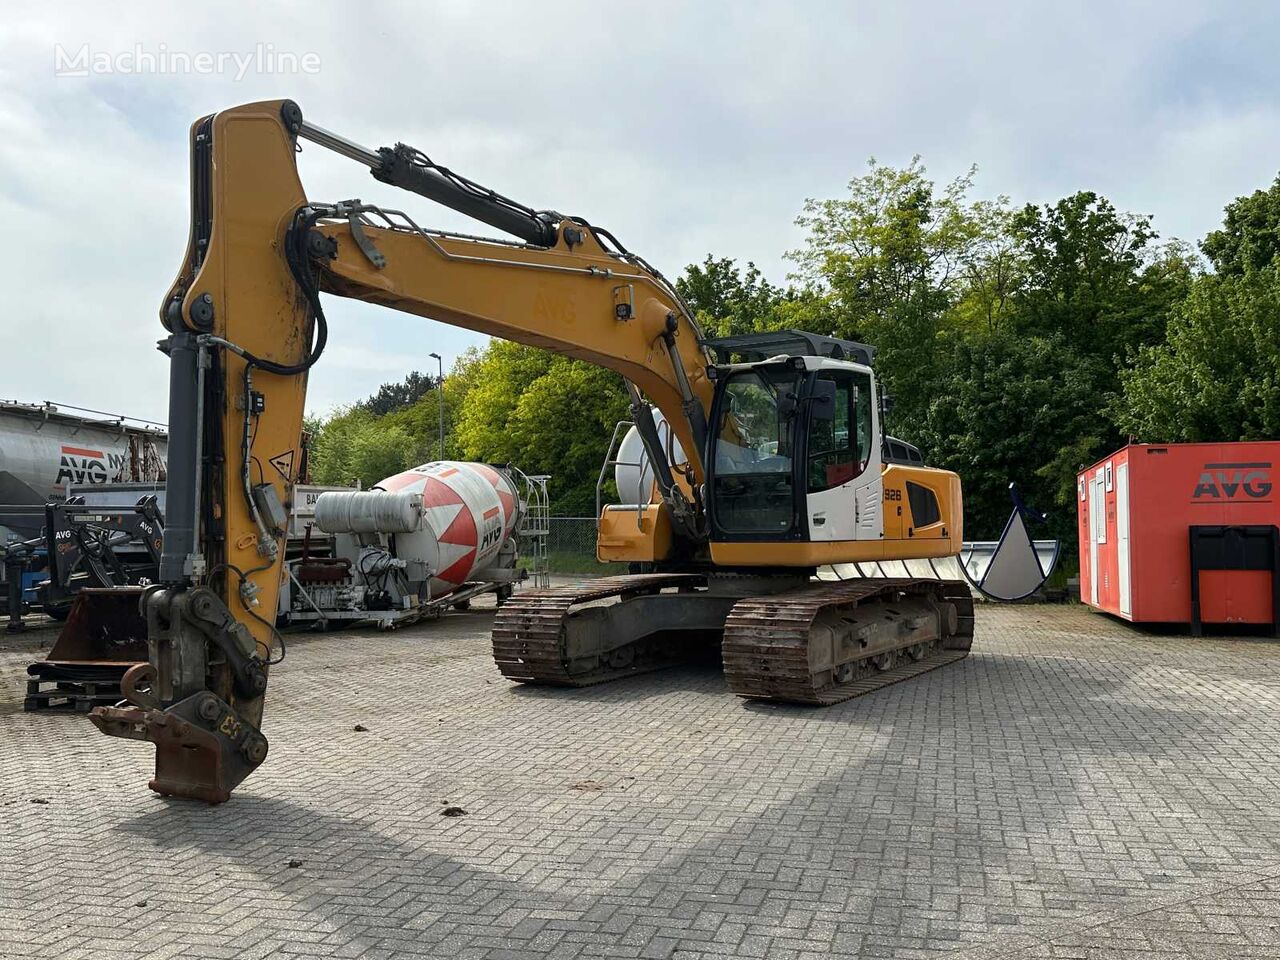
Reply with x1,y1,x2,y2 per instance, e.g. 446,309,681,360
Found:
89,100,973,803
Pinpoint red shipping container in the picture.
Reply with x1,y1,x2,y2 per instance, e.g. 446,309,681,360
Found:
1077,442,1280,631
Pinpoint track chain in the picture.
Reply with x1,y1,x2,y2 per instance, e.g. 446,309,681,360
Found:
722,578,974,705
491,573,706,686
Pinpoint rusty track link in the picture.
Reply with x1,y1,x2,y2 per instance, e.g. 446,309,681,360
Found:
722,578,975,705
491,573,707,686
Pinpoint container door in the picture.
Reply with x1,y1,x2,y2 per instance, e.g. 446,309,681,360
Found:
1116,462,1131,616
1089,468,1105,605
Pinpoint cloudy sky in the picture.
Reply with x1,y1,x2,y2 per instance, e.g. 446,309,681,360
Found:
2,2,1278,423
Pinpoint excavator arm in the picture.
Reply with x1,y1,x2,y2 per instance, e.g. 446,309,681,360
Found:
88,98,717,802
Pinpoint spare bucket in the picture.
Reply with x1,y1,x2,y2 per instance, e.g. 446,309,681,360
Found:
24,586,149,712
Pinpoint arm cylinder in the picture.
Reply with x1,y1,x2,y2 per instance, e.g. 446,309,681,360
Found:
371,144,560,246
297,120,559,247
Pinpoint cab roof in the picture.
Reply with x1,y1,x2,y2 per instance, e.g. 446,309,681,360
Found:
701,329,875,366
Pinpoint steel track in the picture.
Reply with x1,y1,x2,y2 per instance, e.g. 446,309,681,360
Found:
722,578,974,705
492,573,974,704
490,573,707,685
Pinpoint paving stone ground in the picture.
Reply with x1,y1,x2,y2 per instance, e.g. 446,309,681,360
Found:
2,599,1280,959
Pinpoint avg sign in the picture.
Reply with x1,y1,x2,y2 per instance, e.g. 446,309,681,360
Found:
55,444,127,486
1192,462,1273,501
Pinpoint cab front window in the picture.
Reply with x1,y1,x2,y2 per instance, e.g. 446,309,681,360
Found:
710,369,800,535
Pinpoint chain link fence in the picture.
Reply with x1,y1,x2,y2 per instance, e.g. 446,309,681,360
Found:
547,517,626,576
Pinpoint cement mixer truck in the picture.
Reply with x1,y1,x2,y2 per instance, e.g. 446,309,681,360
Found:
281,461,540,629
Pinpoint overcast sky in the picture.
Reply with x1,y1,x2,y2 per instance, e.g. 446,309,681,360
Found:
3,2,1278,423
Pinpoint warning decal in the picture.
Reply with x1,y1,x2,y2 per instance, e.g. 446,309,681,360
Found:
268,449,296,482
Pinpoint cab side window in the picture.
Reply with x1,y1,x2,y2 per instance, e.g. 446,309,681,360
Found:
807,372,872,493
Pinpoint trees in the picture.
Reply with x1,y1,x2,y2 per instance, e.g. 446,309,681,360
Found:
306,342,630,510
449,342,630,513
916,334,1109,546
787,158,1012,430
1119,175,1280,445
307,356,475,488
1119,268,1280,443
448,342,555,465
1009,192,1191,361
1201,174,1280,278
307,406,420,488
675,256,791,337
357,370,437,416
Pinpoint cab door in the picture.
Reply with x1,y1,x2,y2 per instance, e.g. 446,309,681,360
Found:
804,368,881,542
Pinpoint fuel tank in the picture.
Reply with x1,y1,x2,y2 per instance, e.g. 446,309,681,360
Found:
315,461,522,598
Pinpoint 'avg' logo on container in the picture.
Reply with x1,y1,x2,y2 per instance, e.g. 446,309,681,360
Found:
1192,461,1273,501
56,444,121,485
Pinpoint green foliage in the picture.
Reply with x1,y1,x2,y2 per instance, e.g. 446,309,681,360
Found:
449,342,555,463
451,342,630,513
916,333,1109,545
1118,268,1280,442
1119,174,1280,445
381,358,473,461
358,370,437,416
308,406,420,488
1009,192,1189,360
309,341,629,513
676,256,792,336
787,158,1013,427
1201,173,1280,277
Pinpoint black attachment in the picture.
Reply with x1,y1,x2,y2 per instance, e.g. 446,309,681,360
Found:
280,100,303,136
159,332,201,584
189,292,215,329
307,230,338,260
808,378,837,421
371,143,560,247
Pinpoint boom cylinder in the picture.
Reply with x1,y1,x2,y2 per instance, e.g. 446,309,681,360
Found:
158,332,201,584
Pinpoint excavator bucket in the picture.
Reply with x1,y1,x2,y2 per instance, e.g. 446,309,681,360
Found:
24,586,149,712
89,665,270,804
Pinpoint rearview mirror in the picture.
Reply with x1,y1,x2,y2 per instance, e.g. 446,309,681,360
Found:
809,379,837,421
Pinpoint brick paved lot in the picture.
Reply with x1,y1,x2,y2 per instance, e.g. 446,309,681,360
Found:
3,600,1280,959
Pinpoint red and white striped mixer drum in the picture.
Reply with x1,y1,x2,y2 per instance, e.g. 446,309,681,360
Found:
371,461,521,599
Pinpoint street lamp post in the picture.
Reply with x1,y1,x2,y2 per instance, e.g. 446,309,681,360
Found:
428,352,445,461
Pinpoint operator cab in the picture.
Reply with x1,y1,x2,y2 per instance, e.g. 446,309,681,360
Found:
702,331,883,543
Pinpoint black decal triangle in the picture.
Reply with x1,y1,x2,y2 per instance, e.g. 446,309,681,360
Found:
269,449,296,482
